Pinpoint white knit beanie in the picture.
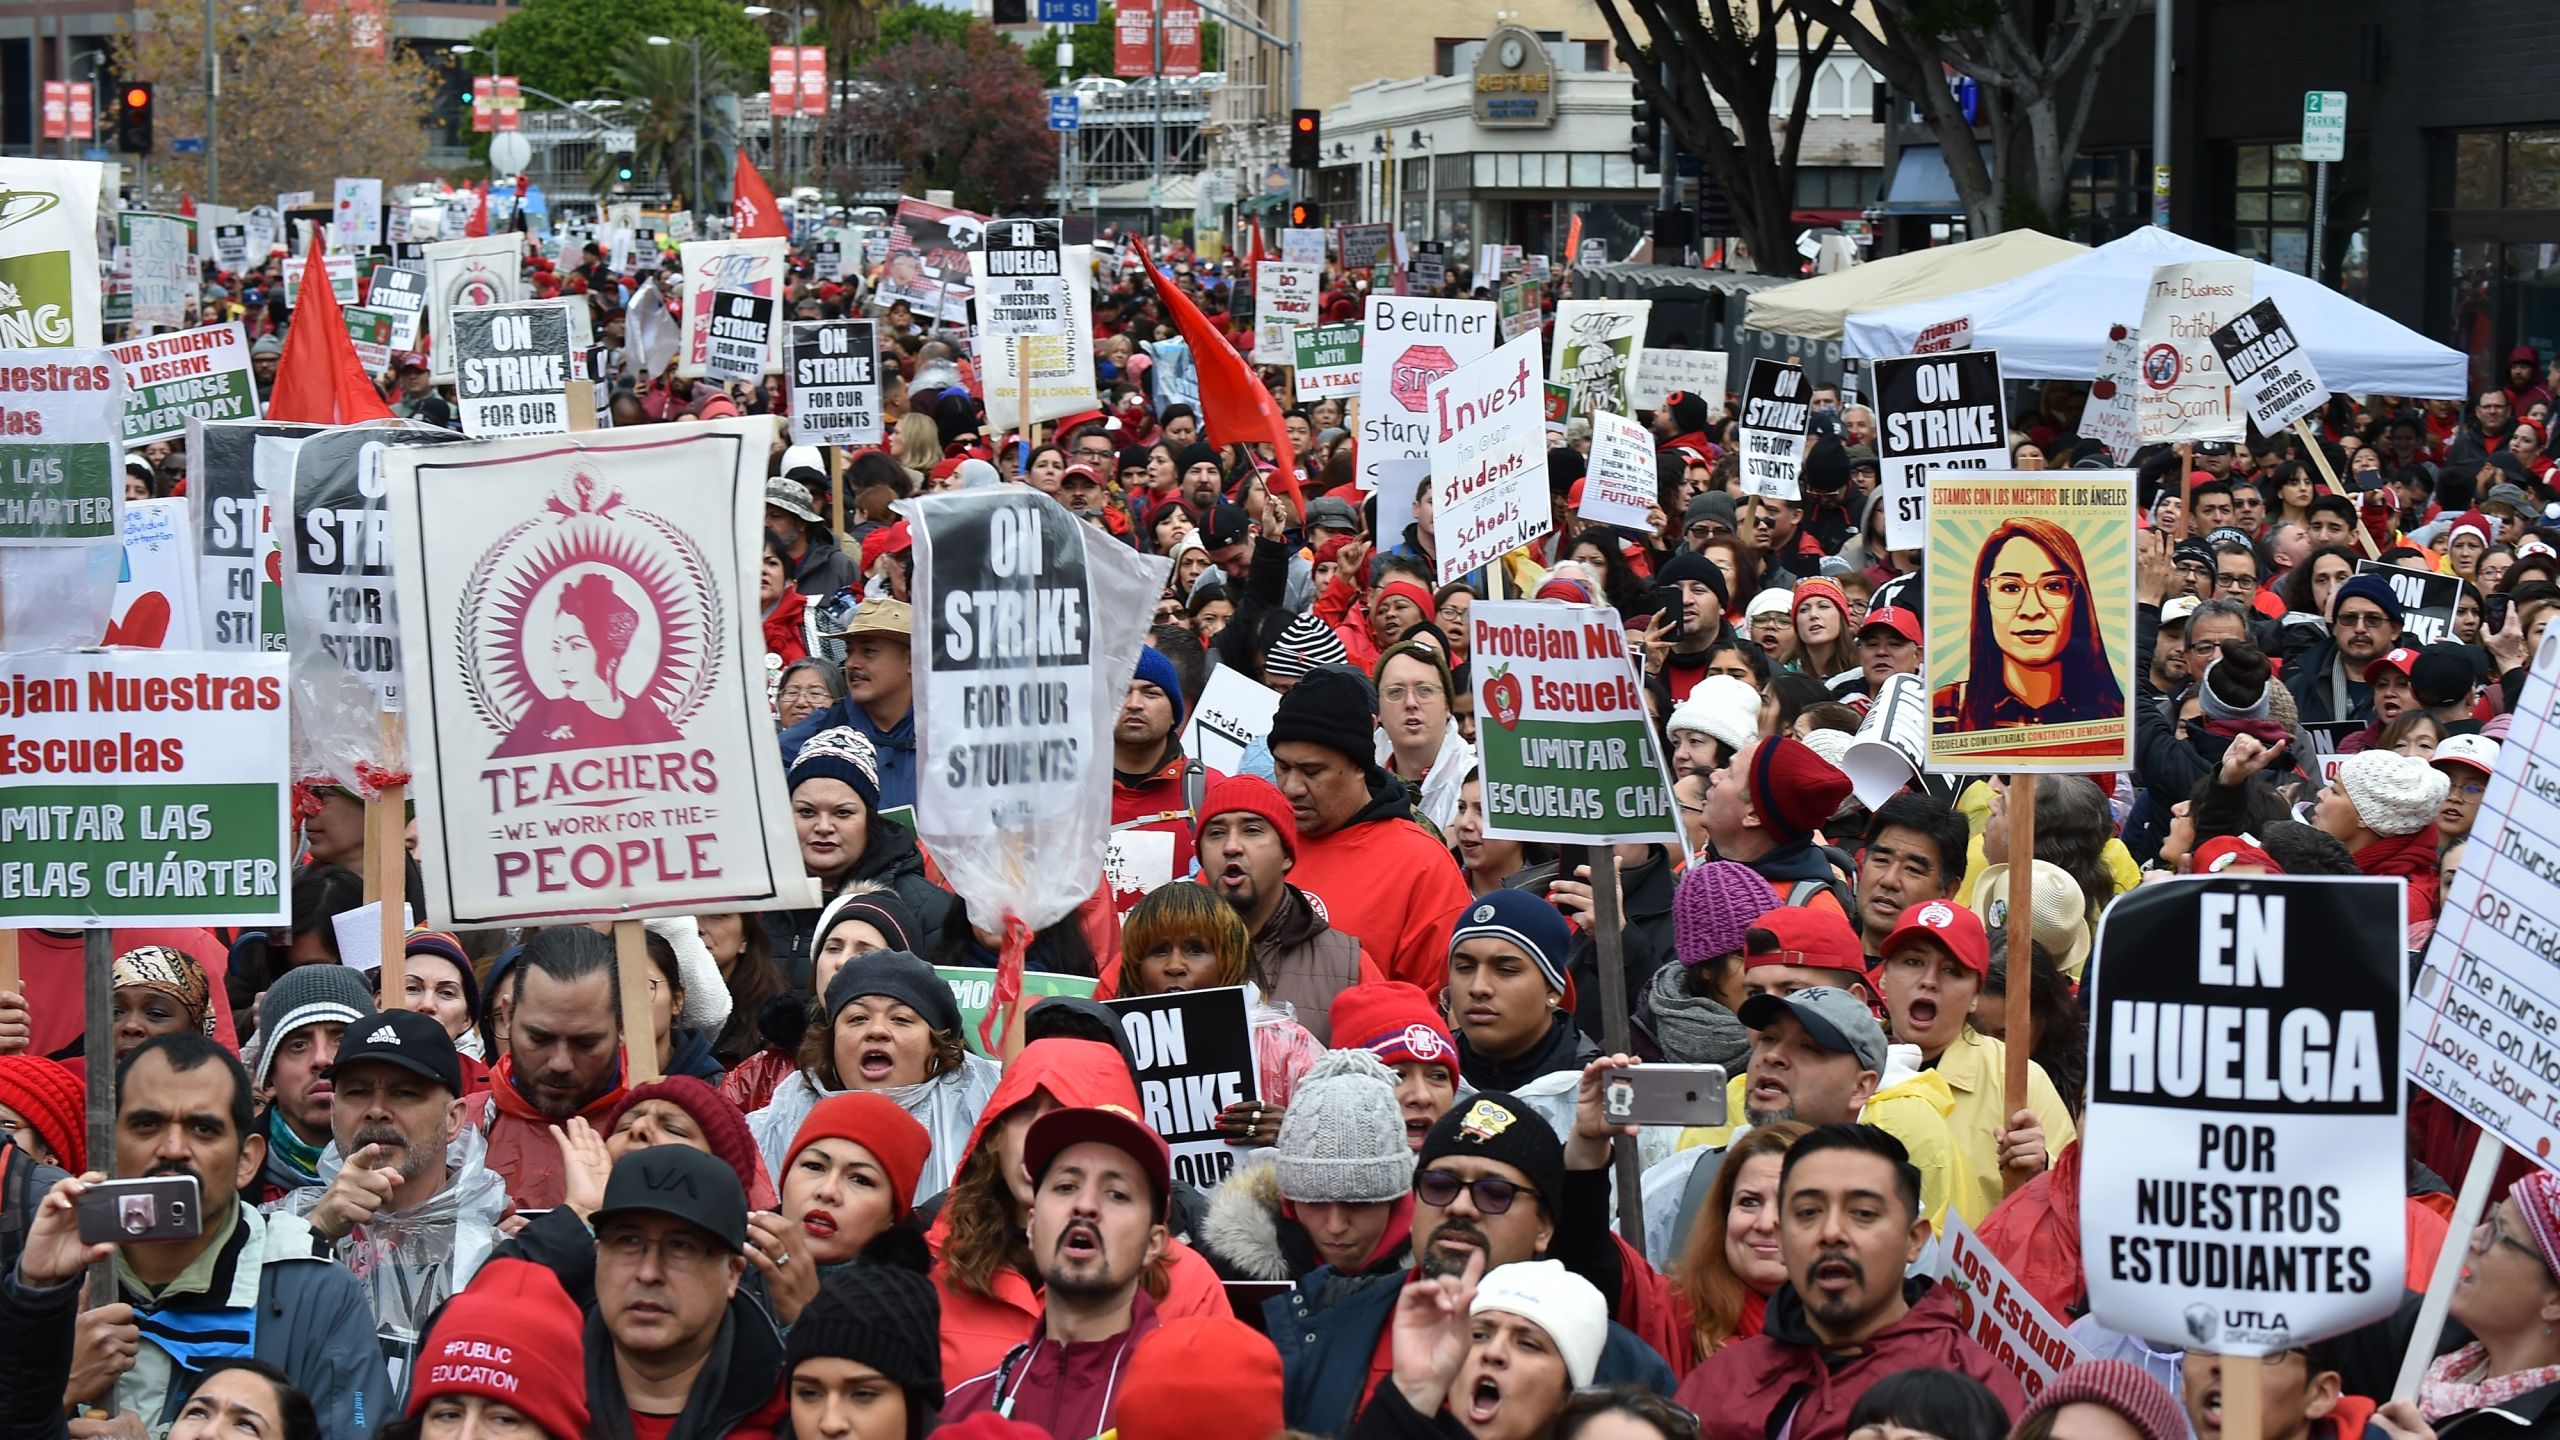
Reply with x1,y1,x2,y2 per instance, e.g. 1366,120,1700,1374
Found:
2337,749,2450,837
1667,674,1760,758
1470,1259,1609,1388
642,915,733,1038
1272,1049,1412,1204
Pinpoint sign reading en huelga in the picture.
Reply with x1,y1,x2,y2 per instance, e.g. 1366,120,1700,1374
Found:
1872,349,2009,552
382,418,816,927
1469,599,1681,846
0,348,121,544
0,650,291,927
1104,984,1260,1192
2082,875,2406,1357
2209,298,2331,436
108,323,259,446
1736,358,1809,499
788,319,881,447
979,217,1067,338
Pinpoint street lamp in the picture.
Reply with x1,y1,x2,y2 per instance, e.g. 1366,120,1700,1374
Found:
646,33,705,211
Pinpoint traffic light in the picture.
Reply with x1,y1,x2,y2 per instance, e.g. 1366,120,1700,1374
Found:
1289,109,1320,169
614,151,636,184
116,82,154,155
992,0,1027,22
1289,201,1322,229
1630,95,1658,171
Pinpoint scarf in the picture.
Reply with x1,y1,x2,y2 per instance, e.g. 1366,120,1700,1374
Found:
112,945,216,1038
265,1106,325,1187
1636,962,1751,1070
2420,1344,2560,1421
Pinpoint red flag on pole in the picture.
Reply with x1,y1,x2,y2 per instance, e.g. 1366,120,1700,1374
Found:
267,236,396,426
1132,236,1300,500
464,186,489,238
733,149,786,239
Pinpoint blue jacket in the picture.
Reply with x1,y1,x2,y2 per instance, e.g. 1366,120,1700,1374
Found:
779,699,918,815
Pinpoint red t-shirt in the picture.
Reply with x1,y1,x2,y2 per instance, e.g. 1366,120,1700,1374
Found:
630,1414,677,1440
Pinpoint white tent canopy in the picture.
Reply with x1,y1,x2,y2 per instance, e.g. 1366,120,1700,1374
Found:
1745,230,2087,341
1842,226,2469,399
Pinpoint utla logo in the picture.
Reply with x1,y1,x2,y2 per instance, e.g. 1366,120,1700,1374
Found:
1483,664,1522,730
1390,343,1456,413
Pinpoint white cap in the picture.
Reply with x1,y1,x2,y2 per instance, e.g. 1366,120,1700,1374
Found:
2160,595,2201,627
2433,732,2501,778
1470,1260,1608,1388
1746,588,1795,620
1666,674,1760,757
780,443,825,479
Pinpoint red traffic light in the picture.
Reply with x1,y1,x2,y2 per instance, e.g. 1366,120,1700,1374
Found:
125,86,151,108
1294,115,1315,133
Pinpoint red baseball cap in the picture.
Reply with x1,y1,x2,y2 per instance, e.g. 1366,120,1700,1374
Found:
1022,1104,1172,1220
1880,898,1990,976
2365,645,2420,683
1744,907,1867,980
1860,606,1923,645
2193,835,2278,874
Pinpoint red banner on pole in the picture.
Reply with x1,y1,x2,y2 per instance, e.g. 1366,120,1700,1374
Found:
769,46,798,116
1161,0,1202,77
471,79,494,132
41,81,66,141
1114,0,1153,78
797,46,827,113
68,82,92,139
494,76,521,131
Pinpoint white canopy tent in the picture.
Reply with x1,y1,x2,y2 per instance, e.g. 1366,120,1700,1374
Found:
1842,226,2469,399
1745,230,2087,340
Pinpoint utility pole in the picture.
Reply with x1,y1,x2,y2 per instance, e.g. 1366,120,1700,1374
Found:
205,0,219,202
2151,0,2171,228
1150,0,1164,242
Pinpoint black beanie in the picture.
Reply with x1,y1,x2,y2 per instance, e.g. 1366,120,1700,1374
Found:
784,1234,944,1413
1174,441,1222,479
1668,391,1709,435
821,949,963,1037
1547,447,1588,494
1417,1092,1566,1214
1801,435,1851,494
1655,548,1730,611
1267,666,1378,766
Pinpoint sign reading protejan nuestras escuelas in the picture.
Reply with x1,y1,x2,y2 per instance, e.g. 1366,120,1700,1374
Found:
788,319,882,447
2082,875,2406,1358
1468,599,1681,846
0,651,291,927
1104,985,1260,1190
706,289,776,385
0,349,121,543
452,303,574,438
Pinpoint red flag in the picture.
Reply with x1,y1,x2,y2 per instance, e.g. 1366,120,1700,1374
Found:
464,186,489,238
1132,237,1299,500
732,149,786,239
180,191,196,218
267,237,396,426
1247,221,1266,272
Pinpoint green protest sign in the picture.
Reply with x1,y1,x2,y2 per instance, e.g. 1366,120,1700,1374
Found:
0,349,120,543
1292,323,1362,400
1466,599,1681,845
935,966,1101,1057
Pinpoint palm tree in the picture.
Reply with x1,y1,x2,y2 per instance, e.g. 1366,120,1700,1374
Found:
592,36,743,209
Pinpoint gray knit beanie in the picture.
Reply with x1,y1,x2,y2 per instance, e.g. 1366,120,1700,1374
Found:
1273,1049,1412,1204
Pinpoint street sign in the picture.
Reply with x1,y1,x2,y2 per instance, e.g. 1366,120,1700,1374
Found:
171,136,206,155
1047,95,1081,132
1038,0,1099,19
2301,90,2347,163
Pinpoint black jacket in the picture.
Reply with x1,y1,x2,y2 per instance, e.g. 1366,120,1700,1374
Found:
788,527,861,597
1455,1011,1595,1094
2284,635,2375,725
1568,846,1678,1044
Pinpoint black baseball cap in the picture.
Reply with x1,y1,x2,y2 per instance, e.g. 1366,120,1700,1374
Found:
326,1008,463,1096
1202,501,1252,549
591,1147,749,1253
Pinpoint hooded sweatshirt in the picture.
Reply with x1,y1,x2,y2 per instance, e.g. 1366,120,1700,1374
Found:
746,1049,1002,1207
1675,1278,2027,1440
478,1053,628,1212
1289,773,1473,991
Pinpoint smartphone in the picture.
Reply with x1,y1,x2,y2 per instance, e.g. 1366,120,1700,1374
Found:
2487,591,2513,636
77,1176,203,1245
1648,583,1686,639
1603,1065,1729,1129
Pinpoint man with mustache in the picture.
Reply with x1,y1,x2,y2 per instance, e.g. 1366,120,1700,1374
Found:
272,1009,506,1397
67,1033,389,1439
1674,1124,2023,1440
942,1105,1174,1435
588,1146,787,1440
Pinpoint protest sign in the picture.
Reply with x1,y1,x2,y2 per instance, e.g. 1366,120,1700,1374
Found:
1576,411,1658,531
936,967,1100,1058
1468,599,1681,845
110,212,195,332
1358,295,1497,497
1551,299,1649,418
1872,349,2010,551
0,348,119,544
2210,299,2330,436
191,419,316,651
1181,665,1279,777
214,224,250,272
1736,359,1811,499
422,235,526,385
2354,561,2461,647
973,245,1099,430
452,303,576,438
788,320,882,447
1105,985,1259,1190
2409,625,2560,1166
2084,875,2407,1356
705,289,775,385
0,159,103,349
1943,1215,2084,1401
1498,281,1542,342
285,424,469,711
1253,261,1320,365
1104,824,1182,918
1280,227,1326,266
333,177,383,249
2136,261,2250,444
678,238,788,379
877,198,987,324
111,498,199,649
383,419,815,927
1632,347,1727,412
2086,323,2144,464
341,306,396,377
1292,323,1362,401
0,651,290,927
1428,330,1547,585
1925,471,2135,772
366,265,428,348
1339,222,1394,272
977,217,1068,338
1146,337,1198,417
282,251,360,313
1410,241,1447,291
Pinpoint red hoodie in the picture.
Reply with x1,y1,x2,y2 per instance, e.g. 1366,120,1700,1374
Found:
2352,826,2439,942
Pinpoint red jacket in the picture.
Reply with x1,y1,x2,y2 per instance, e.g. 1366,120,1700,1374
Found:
763,589,809,668
1108,746,1220,918
1676,1281,2026,1440
478,1054,627,1212
942,1290,1164,1437
2353,826,2439,940
1288,788,1472,992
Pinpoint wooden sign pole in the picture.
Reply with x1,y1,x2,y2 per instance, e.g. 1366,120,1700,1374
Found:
82,928,113,1306
830,445,848,553
2292,417,2383,560
1587,845,1645,1246
2004,774,2036,1191
375,713,408,1003
615,919,660,1083
0,931,17,1000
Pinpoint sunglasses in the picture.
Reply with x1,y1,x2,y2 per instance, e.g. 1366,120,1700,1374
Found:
1416,1169,1535,1215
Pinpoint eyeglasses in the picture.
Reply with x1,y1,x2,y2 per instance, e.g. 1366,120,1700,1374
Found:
598,1228,724,1267
2473,1212,2547,1269
1076,446,1117,461
779,685,833,704
1415,1168,1535,1215
2337,610,2392,630
1983,577,2075,609
2454,781,2488,797
1382,683,1444,705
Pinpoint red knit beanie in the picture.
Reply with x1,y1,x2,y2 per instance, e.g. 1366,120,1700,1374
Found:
1327,981,1455,1067
1747,734,1855,845
2016,1359,2188,1440
0,1056,84,1172
607,1076,775,1209
409,1259,589,1439
1372,578,1438,623
785,1092,932,1219
1197,775,1298,859
1111,1316,1285,1440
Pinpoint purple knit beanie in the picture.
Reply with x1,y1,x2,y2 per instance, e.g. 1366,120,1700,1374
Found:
2016,1361,2188,1440
1672,861,1783,966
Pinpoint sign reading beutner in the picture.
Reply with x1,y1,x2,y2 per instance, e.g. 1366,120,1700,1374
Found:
2081,876,2405,1357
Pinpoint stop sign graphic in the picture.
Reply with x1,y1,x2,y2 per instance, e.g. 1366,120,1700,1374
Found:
1390,344,1457,413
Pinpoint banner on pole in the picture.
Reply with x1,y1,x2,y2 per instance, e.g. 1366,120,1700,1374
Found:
788,320,882,447
0,347,120,543
1736,358,1810,499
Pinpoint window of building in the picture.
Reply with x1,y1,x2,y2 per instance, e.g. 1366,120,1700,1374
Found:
2066,147,2148,243
2230,141,2313,275
1793,167,1879,210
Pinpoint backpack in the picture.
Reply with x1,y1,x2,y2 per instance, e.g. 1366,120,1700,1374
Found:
1784,843,1860,914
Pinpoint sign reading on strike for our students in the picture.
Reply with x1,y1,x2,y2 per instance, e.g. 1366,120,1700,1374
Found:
285,424,469,712
1736,358,1810,499
453,303,575,438
1468,599,1681,846
0,348,121,544
1428,330,1548,586
706,289,776,386
2082,876,2406,1357
788,319,881,447
1872,349,2009,551
1105,985,1260,1191
365,265,428,349
979,218,1067,338
0,651,292,927
2210,298,2331,435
